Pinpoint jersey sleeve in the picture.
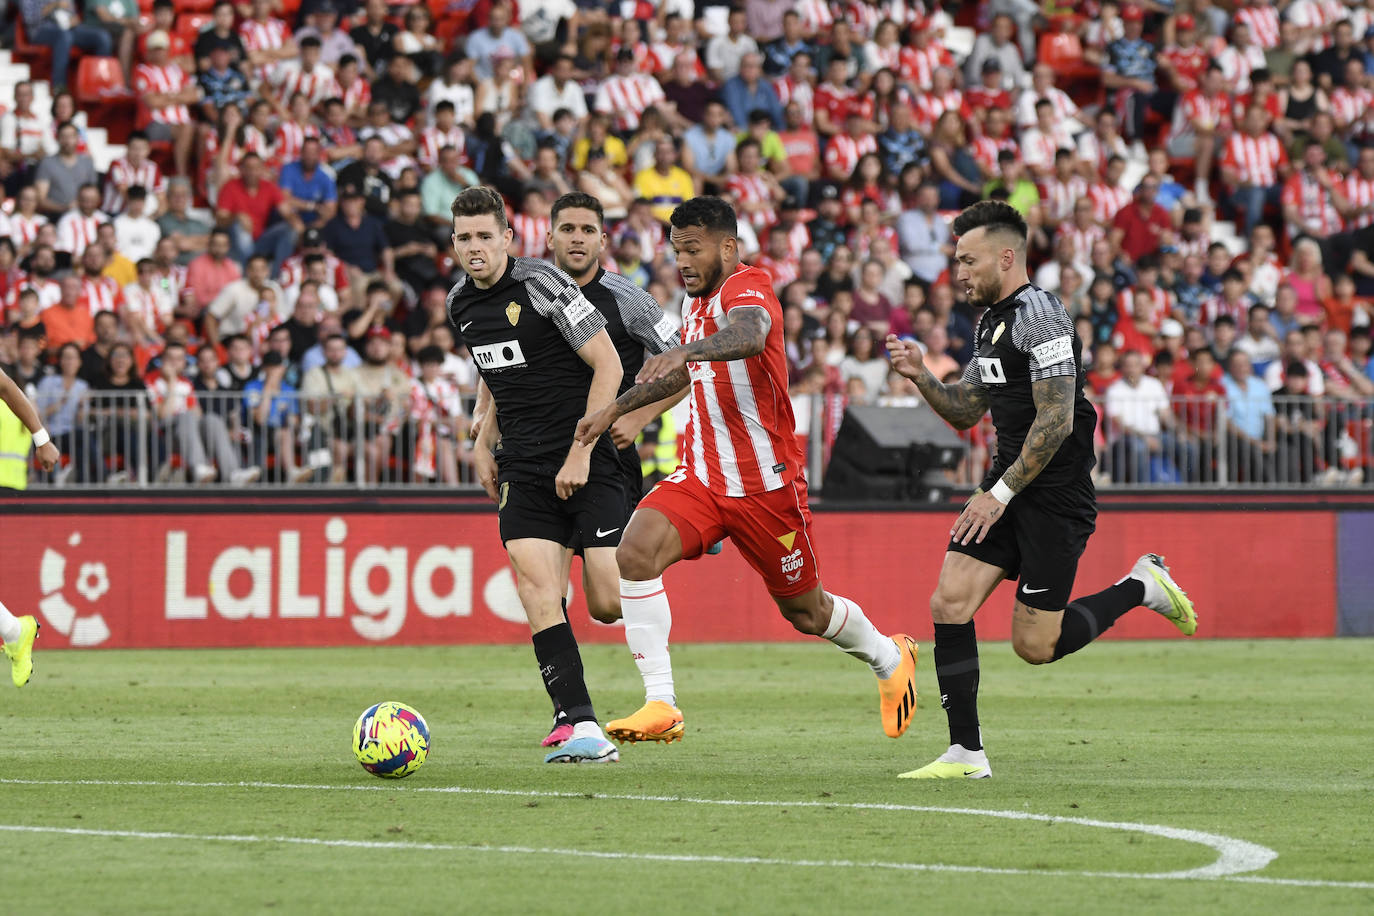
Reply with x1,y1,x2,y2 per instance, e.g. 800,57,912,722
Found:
959,312,988,389
519,259,608,350
604,271,678,354
1011,289,1078,382
720,268,779,321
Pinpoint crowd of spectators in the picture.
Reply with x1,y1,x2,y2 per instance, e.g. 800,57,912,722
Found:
1,0,1373,487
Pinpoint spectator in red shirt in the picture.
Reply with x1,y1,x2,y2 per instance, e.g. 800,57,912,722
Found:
1172,347,1226,482
184,227,243,316
215,152,302,275
1110,176,1175,261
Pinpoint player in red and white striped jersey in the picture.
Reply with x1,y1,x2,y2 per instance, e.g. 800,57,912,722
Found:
593,53,666,133
102,134,165,216
135,33,199,178
1344,147,1374,230
1234,1,1282,50
575,196,919,746
55,186,109,255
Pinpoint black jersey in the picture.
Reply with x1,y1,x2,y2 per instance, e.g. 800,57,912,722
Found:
448,255,618,480
961,283,1098,489
581,267,678,394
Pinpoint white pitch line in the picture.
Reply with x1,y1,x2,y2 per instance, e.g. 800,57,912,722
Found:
0,776,1275,880
0,822,1370,891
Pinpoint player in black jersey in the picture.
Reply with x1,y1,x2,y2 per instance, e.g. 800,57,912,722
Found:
473,191,685,748
447,187,625,765
886,201,1198,779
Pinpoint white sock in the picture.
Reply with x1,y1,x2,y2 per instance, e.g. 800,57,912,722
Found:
0,599,20,644
620,577,675,704
822,593,901,678
571,720,604,740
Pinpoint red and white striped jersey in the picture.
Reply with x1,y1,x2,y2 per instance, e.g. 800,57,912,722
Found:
5,110,49,159
614,220,664,261
1215,44,1267,94
866,42,902,73
608,39,654,73
274,120,321,169
1222,131,1287,187
1020,124,1077,174
796,0,834,33
1171,88,1233,142
1202,294,1251,330
279,252,347,291
1157,43,1210,92
1056,222,1105,266
1176,231,1209,260
726,173,778,231
851,223,898,261
6,212,47,249
1344,171,1374,230
122,280,176,334
103,157,164,216
776,221,811,261
80,274,123,316
510,213,551,260
239,16,292,83
419,125,466,170
1087,182,1132,224
55,211,109,254
1282,171,1345,238
1043,174,1090,223
1234,5,1281,50
899,44,953,92
824,132,877,179
1117,285,1172,326
754,252,799,288
593,73,666,132
1287,0,1346,52
134,63,193,125
1329,87,1374,138
274,61,336,109
972,134,1017,178
813,81,856,132
680,262,802,496
3,274,60,316
774,75,815,124
1077,130,1130,177
334,77,372,116
145,373,199,413
647,42,703,77
1014,86,1080,129
911,88,964,132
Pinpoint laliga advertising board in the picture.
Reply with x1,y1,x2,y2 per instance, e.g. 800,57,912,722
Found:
0,508,1339,648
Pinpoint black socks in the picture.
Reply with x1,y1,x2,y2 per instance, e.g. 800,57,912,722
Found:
532,622,595,725
545,599,572,722
934,621,982,751
1052,577,1146,660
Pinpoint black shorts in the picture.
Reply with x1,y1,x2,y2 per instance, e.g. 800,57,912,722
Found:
498,473,626,549
569,445,642,553
948,475,1098,610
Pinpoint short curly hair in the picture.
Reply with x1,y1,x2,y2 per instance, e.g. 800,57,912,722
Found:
950,200,1027,244
669,196,737,237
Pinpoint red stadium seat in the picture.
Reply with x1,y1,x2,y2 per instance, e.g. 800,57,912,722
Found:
175,13,213,48
75,57,134,103
175,0,218,11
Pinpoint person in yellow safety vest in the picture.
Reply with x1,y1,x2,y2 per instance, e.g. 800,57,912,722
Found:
0,365,61,688
637,407,677,491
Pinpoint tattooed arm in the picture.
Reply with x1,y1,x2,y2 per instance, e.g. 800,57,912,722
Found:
1000,374,1076,493
886,334,990,430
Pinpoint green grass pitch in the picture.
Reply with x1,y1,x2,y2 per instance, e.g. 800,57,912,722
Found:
3,639,1372,914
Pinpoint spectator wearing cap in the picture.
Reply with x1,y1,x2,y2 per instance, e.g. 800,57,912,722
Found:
18,0,114,93
1111,176,1176,262
279,138,339,231
321,186,395,307
1221,103,1291,236
216,152,302,275
1157,14,1209,97
136,30,200,178
464,2,533,81
963,14,1026,92
705,8,759,83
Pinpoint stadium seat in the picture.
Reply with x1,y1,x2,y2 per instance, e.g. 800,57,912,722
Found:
75,57,134,103
13,16,52,80
175,0,217,11
175,13,213,48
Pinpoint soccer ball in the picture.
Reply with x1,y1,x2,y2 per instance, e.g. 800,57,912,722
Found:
353,701,430,778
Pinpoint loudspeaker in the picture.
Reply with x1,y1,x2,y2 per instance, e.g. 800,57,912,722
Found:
822,405,964,501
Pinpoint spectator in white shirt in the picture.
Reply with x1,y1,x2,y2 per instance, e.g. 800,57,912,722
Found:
113,186,161,262
528,55,588,131
705,8,758,83
1105,349,1179,482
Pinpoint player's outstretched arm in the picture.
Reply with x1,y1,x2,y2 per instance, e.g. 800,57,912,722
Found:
636,305,771,384
1000,374,1075,493
886,334,989,430
0,367,60,471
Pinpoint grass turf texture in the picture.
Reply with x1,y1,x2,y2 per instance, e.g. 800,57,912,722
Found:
2,639,1372,914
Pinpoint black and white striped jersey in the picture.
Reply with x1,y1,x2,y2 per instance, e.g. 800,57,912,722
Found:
960,283,1098,489
583,267,678,396
448,255,618,480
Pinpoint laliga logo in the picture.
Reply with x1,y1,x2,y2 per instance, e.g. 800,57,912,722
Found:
38,532,113,647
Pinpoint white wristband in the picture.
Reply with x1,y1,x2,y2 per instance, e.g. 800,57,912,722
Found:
32,429,50,448
989,478,1016,505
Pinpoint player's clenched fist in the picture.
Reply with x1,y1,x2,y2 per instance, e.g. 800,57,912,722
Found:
886,334,927,380
34,440,60,471
555,450,590,500
575,408,613,446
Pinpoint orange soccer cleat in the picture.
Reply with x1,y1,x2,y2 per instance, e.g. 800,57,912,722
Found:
877,635,919,738
605,700,685,744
